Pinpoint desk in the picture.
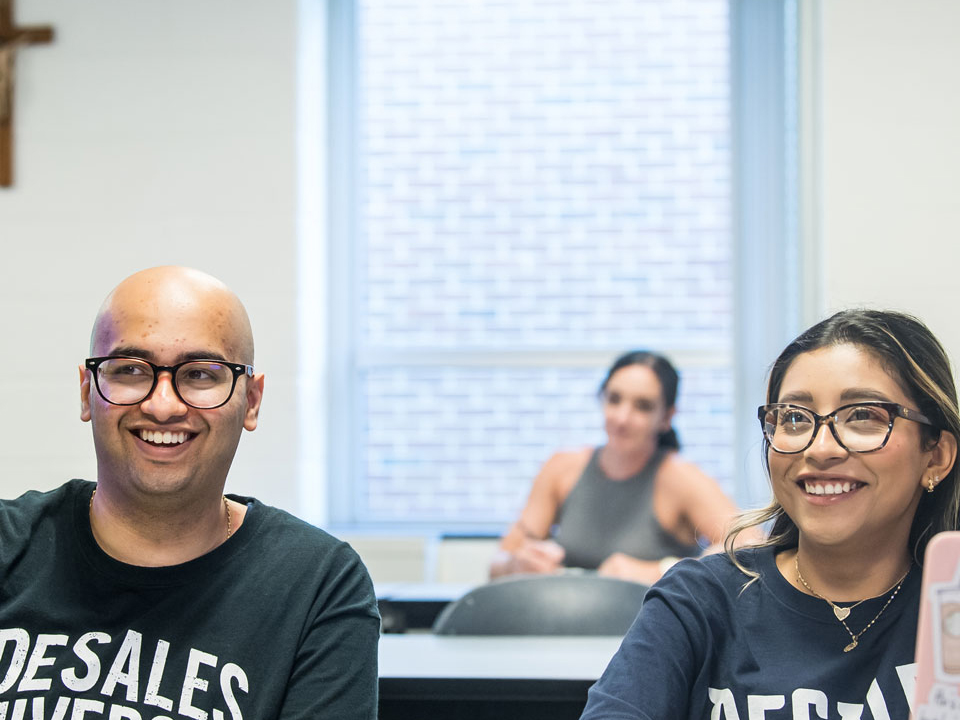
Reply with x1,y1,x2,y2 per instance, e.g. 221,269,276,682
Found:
376,582,473,632
379,634,622,719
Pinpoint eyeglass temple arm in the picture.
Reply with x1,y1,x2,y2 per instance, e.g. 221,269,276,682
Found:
898,404,934,427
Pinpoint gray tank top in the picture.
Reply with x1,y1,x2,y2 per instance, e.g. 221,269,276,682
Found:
553,447,701,569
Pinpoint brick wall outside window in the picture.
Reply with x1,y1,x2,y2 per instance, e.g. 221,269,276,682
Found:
353,0,732,526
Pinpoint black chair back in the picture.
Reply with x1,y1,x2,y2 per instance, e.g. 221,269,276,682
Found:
432,572,649,636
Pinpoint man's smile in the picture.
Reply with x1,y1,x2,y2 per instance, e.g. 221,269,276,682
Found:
135,429,196,446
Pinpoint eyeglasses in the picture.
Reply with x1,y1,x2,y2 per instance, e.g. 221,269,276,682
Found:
85,356,254,410
757,401,936,454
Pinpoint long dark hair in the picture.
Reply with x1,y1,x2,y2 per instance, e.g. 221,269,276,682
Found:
727,309,960,566
598,350,681,450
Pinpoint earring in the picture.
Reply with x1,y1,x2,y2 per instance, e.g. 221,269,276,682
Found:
928,474,939,493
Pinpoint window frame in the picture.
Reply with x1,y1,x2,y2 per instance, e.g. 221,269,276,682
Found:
297,0,811,531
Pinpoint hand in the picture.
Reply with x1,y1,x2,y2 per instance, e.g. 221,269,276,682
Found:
596,552,661,584
510,538,566,575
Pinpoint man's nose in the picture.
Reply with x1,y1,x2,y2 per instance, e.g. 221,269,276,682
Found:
140,372,189,421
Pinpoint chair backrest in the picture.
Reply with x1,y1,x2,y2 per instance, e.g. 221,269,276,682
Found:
431,572,649,636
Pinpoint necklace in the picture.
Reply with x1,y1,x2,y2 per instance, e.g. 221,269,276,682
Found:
795,555,910,652
223,495,232,539
89,489,232,540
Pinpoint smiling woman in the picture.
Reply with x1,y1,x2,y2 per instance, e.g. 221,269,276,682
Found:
745,312,960,570
489,350,752,585
579,310,960,720
766,344,944,582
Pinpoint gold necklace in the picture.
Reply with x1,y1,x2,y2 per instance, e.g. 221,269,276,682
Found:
223,495,232,539
89,488,232,540
795,555,910,652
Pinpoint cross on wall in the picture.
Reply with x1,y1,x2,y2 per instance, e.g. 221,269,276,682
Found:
0,0,53,188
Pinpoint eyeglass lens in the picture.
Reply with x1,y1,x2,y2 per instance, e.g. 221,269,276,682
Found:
96,358,235,409
763,404,892,453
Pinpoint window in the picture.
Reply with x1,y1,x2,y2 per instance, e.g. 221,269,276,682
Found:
308,0,801,530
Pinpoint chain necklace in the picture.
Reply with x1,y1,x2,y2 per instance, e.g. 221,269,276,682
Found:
795,555,910,652
89,488,232,540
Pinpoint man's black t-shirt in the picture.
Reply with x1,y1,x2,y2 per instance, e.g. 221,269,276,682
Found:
0,479,379,720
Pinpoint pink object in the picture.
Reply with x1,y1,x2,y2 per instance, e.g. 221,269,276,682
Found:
913,531,960,719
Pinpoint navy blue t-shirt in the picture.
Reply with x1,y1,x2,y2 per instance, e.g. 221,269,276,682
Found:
581,546,920,719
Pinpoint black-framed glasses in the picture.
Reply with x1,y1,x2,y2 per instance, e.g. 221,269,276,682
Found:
758,401,936,454
85,357,254,410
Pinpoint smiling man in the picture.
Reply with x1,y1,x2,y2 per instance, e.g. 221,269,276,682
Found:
0,266,379,719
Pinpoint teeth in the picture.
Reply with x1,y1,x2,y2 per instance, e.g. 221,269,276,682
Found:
139,430,188,446
805,481,857,496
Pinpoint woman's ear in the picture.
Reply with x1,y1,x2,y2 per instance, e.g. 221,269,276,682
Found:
924,430,958,491
660,406,676,433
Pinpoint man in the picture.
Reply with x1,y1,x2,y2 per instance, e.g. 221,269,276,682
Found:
0,266,379,719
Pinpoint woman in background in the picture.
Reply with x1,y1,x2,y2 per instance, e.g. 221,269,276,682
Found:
490,350,748,584
580,310,959,719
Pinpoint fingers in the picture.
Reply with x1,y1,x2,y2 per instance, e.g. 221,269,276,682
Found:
514,539,565,574
597,553,662,584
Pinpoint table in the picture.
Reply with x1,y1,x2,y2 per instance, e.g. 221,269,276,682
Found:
379,634,622,719
376,582,473,632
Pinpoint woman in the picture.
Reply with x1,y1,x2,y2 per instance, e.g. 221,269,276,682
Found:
580,310,960,719
490,350,746,584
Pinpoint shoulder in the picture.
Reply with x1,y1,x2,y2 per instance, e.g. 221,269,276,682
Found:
656,452,713,484
541,447,593,475
0,479,90,529
659,547,770,597
230,497,374,591
235,498,362,559
228,501,379,623
629,549,773,643
614,551,767,667
0,481,91,573
536,447,594,493
697,546,768,577
0,478,89,506
655,453,731,505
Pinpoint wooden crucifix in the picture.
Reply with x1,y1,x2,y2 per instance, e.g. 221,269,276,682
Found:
0,0,53,187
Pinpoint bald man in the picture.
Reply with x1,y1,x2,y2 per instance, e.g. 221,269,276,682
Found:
0,267,379,719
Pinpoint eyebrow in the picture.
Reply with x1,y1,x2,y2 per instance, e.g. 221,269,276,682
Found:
840,388,894,402
106,346,229,364
777,387,895,404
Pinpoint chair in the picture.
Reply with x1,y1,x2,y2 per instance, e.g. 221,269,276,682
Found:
431,572,649,636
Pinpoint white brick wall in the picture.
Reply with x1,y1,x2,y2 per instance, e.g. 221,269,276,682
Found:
360,366,733,522
350,0,732,524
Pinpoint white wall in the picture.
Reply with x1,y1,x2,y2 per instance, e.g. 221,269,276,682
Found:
816,0,960,359
1,0,302,509
3,0,960,528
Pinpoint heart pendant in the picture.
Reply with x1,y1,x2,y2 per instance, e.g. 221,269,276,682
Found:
834,606,851,621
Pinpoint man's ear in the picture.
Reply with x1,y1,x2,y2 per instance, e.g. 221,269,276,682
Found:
243,373,265,431
79,365,92,422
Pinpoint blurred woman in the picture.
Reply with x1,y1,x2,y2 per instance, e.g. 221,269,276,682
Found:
490,350,746,584
580,310,959,719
